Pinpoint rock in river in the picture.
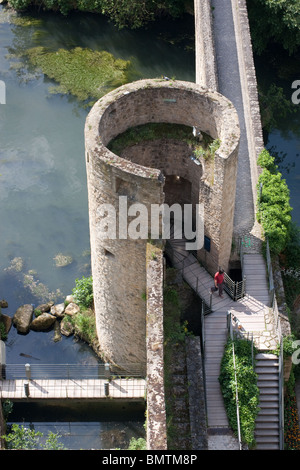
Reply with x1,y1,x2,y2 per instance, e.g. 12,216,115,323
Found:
30,312,56,331
64,302,80,316
50,302,65,318
13,304,34,334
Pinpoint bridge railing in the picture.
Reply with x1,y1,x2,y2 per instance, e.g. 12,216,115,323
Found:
224,272,246,302
165,241,212,314
1,363,145,381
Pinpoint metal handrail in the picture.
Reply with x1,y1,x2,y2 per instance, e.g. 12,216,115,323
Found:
227,311,243,450
224,272,246,301
278,337,284,450
265,237,284,449
1,363,145,380
232,341,243,450
201,302,208,422
166,241,212,314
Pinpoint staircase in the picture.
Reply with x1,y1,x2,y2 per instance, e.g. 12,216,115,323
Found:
255,353,281,450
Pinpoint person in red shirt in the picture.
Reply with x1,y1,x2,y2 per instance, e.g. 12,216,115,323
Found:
211,268,225,298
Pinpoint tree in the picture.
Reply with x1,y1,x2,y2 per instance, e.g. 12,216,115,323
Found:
2,424,66,450
9,0,188,27
247,0,300,55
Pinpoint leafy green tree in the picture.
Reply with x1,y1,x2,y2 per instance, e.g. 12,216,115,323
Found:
247,0,300,55
3,424,42,449
2,424,67,449
8,0,188,26
258,83,297,132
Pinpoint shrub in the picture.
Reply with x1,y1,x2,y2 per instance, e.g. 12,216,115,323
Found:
219,338,259,448
257,149,292,255
2,424,66,450
72,276,93,309
128,437,146,450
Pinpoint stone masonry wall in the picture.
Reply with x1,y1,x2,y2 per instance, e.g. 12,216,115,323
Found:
146,244,167,450
194,0,218,89
85,79,239,368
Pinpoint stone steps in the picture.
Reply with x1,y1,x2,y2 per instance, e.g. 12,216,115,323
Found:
254,354,280,450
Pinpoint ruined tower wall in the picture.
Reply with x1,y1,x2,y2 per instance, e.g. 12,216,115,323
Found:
85,79,240,367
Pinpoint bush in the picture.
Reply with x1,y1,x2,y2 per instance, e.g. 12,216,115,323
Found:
2,424,66,450
128,437,146,450
9,0,188,27
72,276,93,309
257,149,292,255
219,338,259,448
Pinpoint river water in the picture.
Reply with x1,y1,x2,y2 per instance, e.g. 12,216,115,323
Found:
0,6,194,449
0,5,298,450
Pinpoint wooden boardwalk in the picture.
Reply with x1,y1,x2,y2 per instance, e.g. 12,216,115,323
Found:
0,378,146,401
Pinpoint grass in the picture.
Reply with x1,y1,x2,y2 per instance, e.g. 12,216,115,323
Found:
108,122,217,159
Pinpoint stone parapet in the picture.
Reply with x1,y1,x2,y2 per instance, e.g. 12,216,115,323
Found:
194,0,218,90
146,244,167,450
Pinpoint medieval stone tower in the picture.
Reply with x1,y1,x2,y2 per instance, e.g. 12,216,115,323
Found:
84,79,240,369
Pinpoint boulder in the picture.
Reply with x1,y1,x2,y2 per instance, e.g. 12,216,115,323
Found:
53,320,62,342
65,294,75,304
60,316,74,337
0,314,12,336
34,302,54,315
64,302,80,316
13,304,33,334
0,300,8,308
30,313,56,331
50,303,65,318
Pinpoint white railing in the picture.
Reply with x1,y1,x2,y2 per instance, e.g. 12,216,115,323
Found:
2,363,145,381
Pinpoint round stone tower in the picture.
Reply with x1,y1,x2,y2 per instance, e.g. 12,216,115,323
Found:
84,79,240,369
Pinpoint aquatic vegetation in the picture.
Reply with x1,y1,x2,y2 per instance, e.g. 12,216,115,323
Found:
4,257,24,273
25,46,135,104
23,271,62,302
53,253,73,267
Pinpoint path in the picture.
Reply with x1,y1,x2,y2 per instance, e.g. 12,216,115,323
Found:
168,231,279,449
0,377,146,401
